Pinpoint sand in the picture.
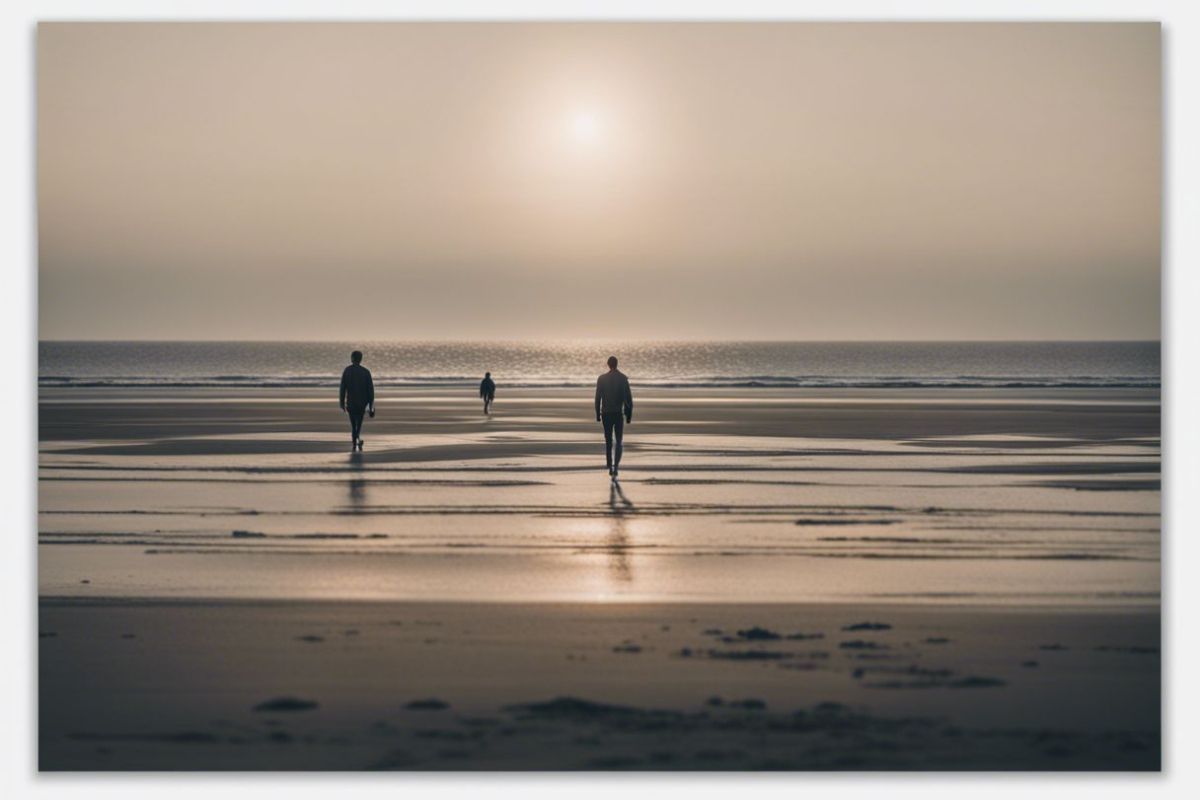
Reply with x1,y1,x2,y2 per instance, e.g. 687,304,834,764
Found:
37,385,1160,770
38,600,1159,770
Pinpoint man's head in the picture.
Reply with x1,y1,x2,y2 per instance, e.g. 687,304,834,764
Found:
351,350,363,365
607,356,618,370
485,372,491,379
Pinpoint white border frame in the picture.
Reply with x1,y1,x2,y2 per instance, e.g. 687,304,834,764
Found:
4,2,1196,798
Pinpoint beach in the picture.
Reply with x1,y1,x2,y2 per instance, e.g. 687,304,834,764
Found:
32,13,1166,778
38,384,1161,769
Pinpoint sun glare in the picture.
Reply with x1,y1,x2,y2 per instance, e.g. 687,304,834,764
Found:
570,111,601,144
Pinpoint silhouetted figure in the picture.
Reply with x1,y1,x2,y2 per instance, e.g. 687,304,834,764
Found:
595,355,633,479
480,372,496,415
339,350,375,451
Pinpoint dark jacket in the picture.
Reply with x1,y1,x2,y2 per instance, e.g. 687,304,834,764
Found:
340,364,374,410
595,369,633,420
480,377,496,398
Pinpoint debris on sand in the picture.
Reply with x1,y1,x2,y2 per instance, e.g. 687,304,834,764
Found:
505,697,648,721
406,699,450,711
858,666,1006,690
842,622,892,631
736,626,782,641
232,530,267,538
252,697,318,712
296,635,325,643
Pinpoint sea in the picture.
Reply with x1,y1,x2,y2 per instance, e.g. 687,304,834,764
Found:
39,340,1160,390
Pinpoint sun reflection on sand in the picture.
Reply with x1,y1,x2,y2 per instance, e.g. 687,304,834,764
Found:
606,481,635,584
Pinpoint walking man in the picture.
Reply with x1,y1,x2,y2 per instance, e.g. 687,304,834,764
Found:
480,372,496,415
595,356,633,479
339,350,375,451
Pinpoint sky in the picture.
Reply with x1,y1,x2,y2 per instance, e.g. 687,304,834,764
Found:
38,22,1160,341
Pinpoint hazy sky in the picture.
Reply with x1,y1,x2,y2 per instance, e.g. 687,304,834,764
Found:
38,23,1160,341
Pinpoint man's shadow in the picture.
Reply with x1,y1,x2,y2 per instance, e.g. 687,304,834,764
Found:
606,480,634,583
348,450,367,508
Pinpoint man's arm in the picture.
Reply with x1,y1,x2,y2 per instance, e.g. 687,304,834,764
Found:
624,377,633,423
339,368,348,410
366,369,375,410
595,379,602,421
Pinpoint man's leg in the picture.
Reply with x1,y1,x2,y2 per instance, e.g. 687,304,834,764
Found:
349,408,364,446
602,415,615,471
612,416,625,471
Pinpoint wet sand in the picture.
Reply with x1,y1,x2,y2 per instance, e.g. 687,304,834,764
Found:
37,385,1160,769
40,385,1159,443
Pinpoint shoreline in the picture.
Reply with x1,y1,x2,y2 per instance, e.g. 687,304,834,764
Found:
39,385,1160,606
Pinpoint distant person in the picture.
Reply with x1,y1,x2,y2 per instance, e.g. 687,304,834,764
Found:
480,372,496,415
595,356,633,479
339,350,375,451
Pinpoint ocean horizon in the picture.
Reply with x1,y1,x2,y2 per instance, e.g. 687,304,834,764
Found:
38,339,1161,389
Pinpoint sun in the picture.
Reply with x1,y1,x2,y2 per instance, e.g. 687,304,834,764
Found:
569,110,601,145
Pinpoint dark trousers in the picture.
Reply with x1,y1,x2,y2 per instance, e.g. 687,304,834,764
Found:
348,406,366,441
602,414,625,469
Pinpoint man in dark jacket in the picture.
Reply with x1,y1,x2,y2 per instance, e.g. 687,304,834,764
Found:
480,372,496,415
594,355,633,479
339,350,375,451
